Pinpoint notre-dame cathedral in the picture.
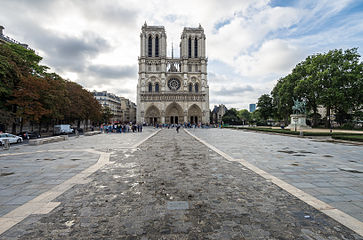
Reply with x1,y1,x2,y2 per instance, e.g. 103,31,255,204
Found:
136,23,209,125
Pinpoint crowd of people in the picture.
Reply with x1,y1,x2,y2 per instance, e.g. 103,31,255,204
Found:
100,122,216,134
101,123,143,133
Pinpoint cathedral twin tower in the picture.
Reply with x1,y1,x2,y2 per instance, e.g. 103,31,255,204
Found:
136,23,210,125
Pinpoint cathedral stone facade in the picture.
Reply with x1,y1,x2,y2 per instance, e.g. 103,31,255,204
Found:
136,23,209,125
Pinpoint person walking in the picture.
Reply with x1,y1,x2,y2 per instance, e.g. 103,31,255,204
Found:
176,124,181,133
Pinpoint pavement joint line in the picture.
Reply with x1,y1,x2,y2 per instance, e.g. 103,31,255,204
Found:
132,129,161,148
0,150,110,236
0,130,159,236
184,129,363,237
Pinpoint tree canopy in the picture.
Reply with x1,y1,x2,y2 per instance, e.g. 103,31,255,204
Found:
0,43,102,133
259,48,363,127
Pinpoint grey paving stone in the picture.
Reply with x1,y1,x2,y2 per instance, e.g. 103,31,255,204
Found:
312,181,335,187
335,187,361,195
290,182,316,189
329,202,363,214
192,128,363,222
0,128,157,221
6,195,35,205
0,129,361,239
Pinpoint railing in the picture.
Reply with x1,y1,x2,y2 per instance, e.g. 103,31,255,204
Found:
141,92,206,102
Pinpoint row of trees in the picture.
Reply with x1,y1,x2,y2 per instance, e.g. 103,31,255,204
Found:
256,48,363,127
0,43,111,134
221,108,258,125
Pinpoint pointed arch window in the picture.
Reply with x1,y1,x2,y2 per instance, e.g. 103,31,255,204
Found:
188,37,192,58
148,35,152,57
148,82,152,92
195,83,199,93
155,35,159,57
194,38,198,58
155,83,159,92
189,83,193,92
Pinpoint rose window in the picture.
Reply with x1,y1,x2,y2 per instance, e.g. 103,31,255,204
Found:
168,78,181,91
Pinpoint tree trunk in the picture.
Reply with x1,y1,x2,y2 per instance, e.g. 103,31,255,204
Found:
285,113,289,126
312,108,318,127
325,106,331,128
11,105,17,134
20,118,23,133
38,120,42,134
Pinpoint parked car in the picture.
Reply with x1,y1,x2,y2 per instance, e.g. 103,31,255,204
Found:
18,131,41,140
0,133,23,145
54,124,73,135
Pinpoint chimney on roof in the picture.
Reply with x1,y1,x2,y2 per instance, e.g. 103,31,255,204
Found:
0,26,4,35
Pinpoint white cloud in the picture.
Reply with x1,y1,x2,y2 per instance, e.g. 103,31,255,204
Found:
235,39,304,77
0,0,361,108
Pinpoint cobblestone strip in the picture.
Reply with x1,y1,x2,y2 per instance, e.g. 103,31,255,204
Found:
185,129,363,237
0,149,110,235
132,129,161,148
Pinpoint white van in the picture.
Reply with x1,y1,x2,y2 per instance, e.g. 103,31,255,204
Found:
54,124,73,135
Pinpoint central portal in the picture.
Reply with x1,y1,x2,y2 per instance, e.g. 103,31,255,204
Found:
166,103,183,125
170,116,179,124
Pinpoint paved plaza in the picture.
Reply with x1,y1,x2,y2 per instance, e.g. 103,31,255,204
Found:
0,128,362,239
191,128,363,222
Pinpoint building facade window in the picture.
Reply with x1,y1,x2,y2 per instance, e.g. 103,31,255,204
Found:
195,83,199,93
148,82,152,92
155,35,159,57
148,35,152,57
189,83,193,92
194,38,198,58
155,83,159,92
188,37,192,58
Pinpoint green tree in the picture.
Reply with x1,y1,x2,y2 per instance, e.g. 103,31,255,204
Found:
0,43,48,133
257,94,274,121
0,43,103,133
319,48,362,126
222,108,240,125
237,109,251,125
269,48,362,128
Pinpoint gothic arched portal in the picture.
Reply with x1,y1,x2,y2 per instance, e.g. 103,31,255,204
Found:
165,102,183,124
145,105,161,125
188,104,202,124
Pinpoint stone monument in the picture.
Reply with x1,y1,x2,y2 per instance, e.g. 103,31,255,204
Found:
286,99,310,131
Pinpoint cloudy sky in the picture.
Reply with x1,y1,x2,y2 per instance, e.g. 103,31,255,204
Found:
1,0,362,109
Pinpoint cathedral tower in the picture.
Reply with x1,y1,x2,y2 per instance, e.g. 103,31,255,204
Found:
137,23,209,125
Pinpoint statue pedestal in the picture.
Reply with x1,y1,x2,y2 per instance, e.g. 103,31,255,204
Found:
286,114,311,131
